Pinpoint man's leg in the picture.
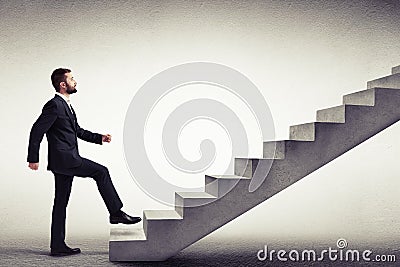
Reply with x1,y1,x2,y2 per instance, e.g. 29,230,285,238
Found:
50,173,73,250
72,158,123,214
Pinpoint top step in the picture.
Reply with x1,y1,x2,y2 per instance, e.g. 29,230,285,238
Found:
367,73,400,89
392,65,400,74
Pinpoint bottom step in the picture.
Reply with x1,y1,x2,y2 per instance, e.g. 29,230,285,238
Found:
110,227,146,241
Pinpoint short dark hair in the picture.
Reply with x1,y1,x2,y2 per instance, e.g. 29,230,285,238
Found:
51,68,71,92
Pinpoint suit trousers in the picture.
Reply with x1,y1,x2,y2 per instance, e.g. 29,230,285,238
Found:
50,157,123,249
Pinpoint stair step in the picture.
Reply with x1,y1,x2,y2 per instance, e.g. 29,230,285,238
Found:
263,140,285,159
289,122,315,141
176,191,216,199
110,227,147,241
144,210,183,220
143,210,182,238
290,122,345,141
317,104,378,123
234,158,260,178
317,105,346,123
175,192,217,216
143,210,183,241
234,158,274,178
367,73,400,89
205,175,250,197
392,65,400,74
343,89,375,106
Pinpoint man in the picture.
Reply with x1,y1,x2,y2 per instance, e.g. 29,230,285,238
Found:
27,68,141,257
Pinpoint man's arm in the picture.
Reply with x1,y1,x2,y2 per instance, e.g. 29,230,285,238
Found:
27,100,58,168
76,124,112,144
76,122,104,144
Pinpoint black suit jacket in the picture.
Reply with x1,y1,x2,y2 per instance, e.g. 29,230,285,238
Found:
27,94,102,174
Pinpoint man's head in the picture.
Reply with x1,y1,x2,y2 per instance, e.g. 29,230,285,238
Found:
51,68,77,95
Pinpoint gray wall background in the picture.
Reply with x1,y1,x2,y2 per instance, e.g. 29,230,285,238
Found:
0,0,399,246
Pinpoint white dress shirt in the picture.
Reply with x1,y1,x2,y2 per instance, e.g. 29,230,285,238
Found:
55,92,73,113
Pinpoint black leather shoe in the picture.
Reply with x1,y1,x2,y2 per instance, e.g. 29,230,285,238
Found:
50,246,81,257
110,210,142,224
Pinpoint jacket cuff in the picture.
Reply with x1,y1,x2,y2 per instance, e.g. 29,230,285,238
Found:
96,133,103,145
27,154,39,163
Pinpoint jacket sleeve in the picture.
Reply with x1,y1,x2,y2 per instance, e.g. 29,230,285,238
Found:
76,122,103,145
27,100,58,163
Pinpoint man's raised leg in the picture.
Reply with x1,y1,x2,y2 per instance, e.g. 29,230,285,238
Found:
73,157,141,224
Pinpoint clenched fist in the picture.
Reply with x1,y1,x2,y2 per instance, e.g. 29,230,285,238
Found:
102,134,112,143
28,162,39,170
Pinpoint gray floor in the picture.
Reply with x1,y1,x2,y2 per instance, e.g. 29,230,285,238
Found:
0,235,398,266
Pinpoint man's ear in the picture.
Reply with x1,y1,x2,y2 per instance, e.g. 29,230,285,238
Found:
59,81,66,89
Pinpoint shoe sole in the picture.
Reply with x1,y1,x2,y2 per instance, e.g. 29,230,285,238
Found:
50,251,81,257
110,218,142,224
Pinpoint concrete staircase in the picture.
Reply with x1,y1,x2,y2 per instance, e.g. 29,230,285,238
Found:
109,66,400,261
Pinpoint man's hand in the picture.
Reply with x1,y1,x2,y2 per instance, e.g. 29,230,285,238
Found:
102,134,112,143
28,162,39,170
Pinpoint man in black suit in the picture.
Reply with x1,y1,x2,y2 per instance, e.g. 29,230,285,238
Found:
27,68,141,257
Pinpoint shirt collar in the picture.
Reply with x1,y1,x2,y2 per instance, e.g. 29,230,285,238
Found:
55,92,71,104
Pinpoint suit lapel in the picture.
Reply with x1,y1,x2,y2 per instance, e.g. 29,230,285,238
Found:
54,95,77,131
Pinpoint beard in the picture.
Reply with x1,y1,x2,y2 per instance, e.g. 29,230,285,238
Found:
66,84,77,94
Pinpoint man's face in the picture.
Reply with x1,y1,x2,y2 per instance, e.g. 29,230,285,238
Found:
64,72,77,94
